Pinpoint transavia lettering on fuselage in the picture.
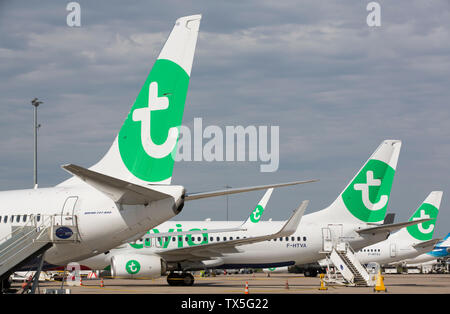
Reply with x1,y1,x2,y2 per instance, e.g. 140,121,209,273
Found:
128,224,308,250
129,224,209,249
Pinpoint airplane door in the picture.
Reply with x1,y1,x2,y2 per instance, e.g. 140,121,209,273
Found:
328,224,343,247
390,243,396,258
60,196,78,225
322,228,332,252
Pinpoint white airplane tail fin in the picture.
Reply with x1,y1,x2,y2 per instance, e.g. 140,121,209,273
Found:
315,140,401,224
60,15,202,187
240,188,274,230
396,191,442,242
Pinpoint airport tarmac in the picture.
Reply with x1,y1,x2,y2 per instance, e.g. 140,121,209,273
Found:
13,273,450,294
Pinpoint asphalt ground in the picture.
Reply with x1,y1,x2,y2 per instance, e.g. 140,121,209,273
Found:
12,272,450,294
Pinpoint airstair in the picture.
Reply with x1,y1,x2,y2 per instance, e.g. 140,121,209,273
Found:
320,227,373,287
0,215,80,293
325,242,372,286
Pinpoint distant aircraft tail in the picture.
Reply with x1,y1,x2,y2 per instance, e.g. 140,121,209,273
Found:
313,140,401,224
241,188,274,229
395,191,443,242
62,15,202,186
437,233,450,247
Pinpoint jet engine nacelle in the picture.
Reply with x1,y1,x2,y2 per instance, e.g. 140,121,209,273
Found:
111,254,166,279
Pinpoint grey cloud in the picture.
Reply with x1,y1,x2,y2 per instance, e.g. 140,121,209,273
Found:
0,1,449,237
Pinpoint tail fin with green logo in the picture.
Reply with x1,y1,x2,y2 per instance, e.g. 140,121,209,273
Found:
241,188,273,229
64,15,202,186
397,191,443,242
312,140,402,224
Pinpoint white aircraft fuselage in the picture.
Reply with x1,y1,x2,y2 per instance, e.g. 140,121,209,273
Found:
81,212,389,270
0,185,184,266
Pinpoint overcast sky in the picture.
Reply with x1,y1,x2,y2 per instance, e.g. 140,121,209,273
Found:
0,1,449,238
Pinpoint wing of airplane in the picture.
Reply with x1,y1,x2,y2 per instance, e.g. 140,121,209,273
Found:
152,200,308,262
356,218,431,235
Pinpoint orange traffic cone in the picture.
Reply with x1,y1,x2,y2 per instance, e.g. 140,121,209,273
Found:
79,277,83,286
100,278,104,288
244,281,249,294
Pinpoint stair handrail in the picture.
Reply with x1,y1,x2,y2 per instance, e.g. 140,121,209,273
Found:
0,215,52,258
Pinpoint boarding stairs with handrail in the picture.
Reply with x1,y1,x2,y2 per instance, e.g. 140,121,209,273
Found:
0,215,80,291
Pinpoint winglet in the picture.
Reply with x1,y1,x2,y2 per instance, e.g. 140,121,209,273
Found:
275,200,309,238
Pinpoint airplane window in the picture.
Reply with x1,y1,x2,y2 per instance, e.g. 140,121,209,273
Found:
36,214,41,222
237,237,240,240
23,215,27,222
16,215,20,223
273,238,277,241
185,237,189,242
297,237,300,241
3,216,7,223
230,237,233,240
303,236,307,241
10,215,14,223
291,237,295,241
223,237,227,241
172,237,176,242
203,237,207,241
279,237,283,241
0,216,1,222
178,236,182,241
217,237,220,242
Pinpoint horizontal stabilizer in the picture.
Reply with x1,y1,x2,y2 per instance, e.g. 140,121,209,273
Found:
185,180,318,201
413,238,442,249
357,218,431,235
62,164,172,205
144,188,276,239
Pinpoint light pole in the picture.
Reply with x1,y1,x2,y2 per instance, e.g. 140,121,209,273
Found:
225,185,231,221
31,98,42,189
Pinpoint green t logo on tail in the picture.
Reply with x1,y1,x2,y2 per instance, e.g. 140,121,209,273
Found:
407,203,438,241
342,160,395,223
250,205,265,223
118,59,190,182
